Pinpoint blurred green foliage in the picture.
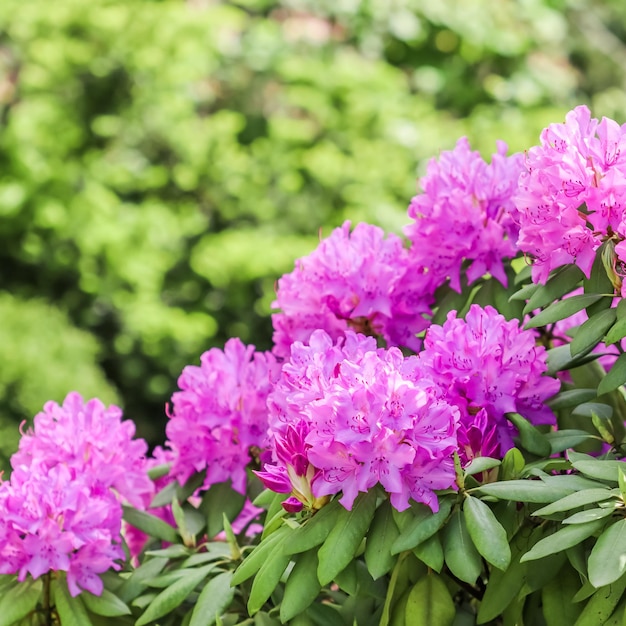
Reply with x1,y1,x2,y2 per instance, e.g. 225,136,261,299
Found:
1,0,625,460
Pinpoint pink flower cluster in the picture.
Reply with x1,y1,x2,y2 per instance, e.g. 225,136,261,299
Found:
259,330,460,512
272,221,433,356
405,137,524,292
514,105,626,289
165,338,279,494
418,305,560,462
0,392,152,596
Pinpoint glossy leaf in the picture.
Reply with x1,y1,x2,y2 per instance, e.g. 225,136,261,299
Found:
463,496,510,570
525,294,602,329
532,488,615,516
135,563,216,626
248,550,291,616
541,565,583,626
523,265,584,315
563,506,616,524
364,499,400,580
317,490,377,585
588,519,626,588
284,499,341,555
391,496,453,554
52,578,94,626
520,519,605,563
404,574,455,626
443,509,482,584
573,572,626,625
507,412,551,456
200,480,247,538
464,456,501,476
569,451,626,482
413,533,444,572
475,480,576,503
81,588,131,617
548,389,598,410
0,578,41,626
598,353,626,396
571,308,616,357
122,505,179,544
544,429,595,453
280,550,321,622
604,316,626,345
232,524,291,585
189,571,234,626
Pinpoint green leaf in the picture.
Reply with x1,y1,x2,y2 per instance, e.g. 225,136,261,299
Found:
443,509,482,584
189,571,234,626
413,533,444,573
523,265,585,315
280,550,321,622
500,447,526,480
199,481,247,538
475,480,576,503
122,505,179,544
588,519,626,588
135,563,216,626
548,389,598,410
364,499,400,580
317,490,377,585
573,572,626,625
525,294,604,329
81,588,131,617
532,488,615,516
283,500,342,555
598,353,626,396
509,281,541,302
542,565,583,626
563,506,616,524
569,451,626,482
507,412,552,456
520,519,605,563
604,316,626,345
0,578,41,626
515,264,534,285
247,549,291,615
572,401,613,420
232,524,292,585
571,308,617,357
464,457,501,477
463,496,510,570
545,429,595,453
391,497,453,555
546,345,600,375
52,577,94,626
404,573,455,626
117,557,168,603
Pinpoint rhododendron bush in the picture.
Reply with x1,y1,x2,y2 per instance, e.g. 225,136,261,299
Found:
5,106,626,625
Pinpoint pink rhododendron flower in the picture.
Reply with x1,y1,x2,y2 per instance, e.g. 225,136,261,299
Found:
272,221,433,357
262,330,460,512
0,392,152,596
419,305,560,462
166,338,280,494
513,105,626,290
405,137,524,292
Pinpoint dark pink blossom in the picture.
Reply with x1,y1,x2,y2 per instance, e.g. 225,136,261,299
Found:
405,137,524,292
166,338,280,494
419,305,560,462
264,330,459,512
272,221,433,357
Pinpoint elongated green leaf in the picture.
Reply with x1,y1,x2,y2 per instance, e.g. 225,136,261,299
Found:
546,345,600,375
475,480,576,503
443,510,482,584
507,412,552,456
542,564,583,626
464,496,510,570
135,563,215,626
500,447,526,480
189,571,234,626
413,533,444,573
117,557,168,603
122,505,179,544
284,499,341,555
317,490,377,585
391,497,453,555
52,578,94,626
568,451,626,482
520,519,605,563
573,571,626,625
364,499,400,580
280,550,321,622
544,429,595,453
404,574,455,626
587,519,626,588
563,506,616,525
572,401,613,420
0,578,41,626
548,389,598,410
532,488,614,517
604,316,626,345
515,264,533,285
571,308,617,357
232,524,291,585
81,588,131,617
541,474,608,492
598,353,626,396
247,549,291,615
523,265,585,315
464,457,501,477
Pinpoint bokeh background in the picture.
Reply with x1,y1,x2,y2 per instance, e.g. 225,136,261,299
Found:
1,0,625,467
